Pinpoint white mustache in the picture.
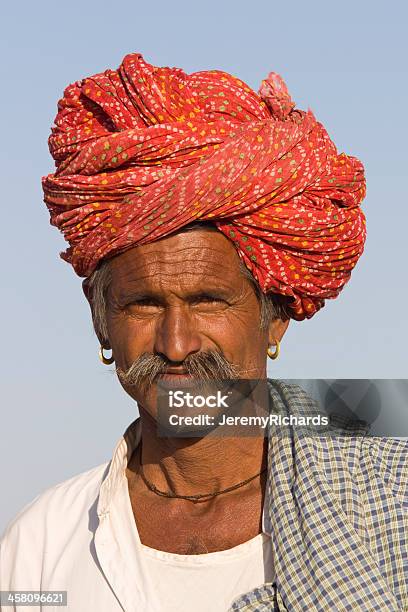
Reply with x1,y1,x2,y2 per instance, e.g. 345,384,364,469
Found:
116,351,241,392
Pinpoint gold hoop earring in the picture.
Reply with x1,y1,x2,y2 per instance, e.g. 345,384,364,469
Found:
267,339,280,360
99,346,114,365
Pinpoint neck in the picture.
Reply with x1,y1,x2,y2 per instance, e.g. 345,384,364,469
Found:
132,407,268,497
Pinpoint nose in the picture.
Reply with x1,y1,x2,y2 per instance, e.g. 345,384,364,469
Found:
153,305,202,363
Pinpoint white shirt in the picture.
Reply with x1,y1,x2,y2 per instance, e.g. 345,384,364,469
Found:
0,419,274,612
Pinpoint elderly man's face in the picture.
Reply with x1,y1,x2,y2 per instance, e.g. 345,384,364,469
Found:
91,228,288,416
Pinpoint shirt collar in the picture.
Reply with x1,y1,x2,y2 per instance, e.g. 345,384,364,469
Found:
97,418,141,518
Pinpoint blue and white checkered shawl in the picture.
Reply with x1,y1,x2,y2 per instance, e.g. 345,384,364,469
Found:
229,380,408,611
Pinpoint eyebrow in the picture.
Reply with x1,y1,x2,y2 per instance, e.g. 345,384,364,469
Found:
117,288,234,303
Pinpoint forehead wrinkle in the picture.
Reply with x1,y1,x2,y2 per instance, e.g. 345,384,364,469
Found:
132,259,237,277
116,268,245,296
110,259,252,304
111,250,241,283
112,234,240,266
133,245,238,268
112,258,240,284
108,234,248,299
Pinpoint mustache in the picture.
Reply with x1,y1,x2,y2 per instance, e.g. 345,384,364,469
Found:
116,350,240,392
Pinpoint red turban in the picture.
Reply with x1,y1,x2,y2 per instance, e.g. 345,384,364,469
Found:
42,53,366,320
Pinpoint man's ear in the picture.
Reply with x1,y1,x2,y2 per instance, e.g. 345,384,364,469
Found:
82,279,111,349
268,317,290,347
82,278,92,305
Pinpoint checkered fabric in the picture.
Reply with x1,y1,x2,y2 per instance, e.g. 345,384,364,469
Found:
229,380,408,611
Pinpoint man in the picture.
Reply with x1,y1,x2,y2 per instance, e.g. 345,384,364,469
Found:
1,53,407,611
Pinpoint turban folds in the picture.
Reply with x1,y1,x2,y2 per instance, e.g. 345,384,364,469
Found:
42,53,366,320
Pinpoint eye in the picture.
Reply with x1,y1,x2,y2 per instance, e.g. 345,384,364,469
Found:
191,294,228,308
129,298,157,306
124,298,163,315
196,296,222,303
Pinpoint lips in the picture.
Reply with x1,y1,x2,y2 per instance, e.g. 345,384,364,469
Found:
157,371,198,388
159,371,193,381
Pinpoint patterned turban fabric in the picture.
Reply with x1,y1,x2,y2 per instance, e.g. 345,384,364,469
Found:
42,53,366,320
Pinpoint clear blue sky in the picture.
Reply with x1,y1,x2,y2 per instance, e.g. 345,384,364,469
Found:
1,0,407,530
